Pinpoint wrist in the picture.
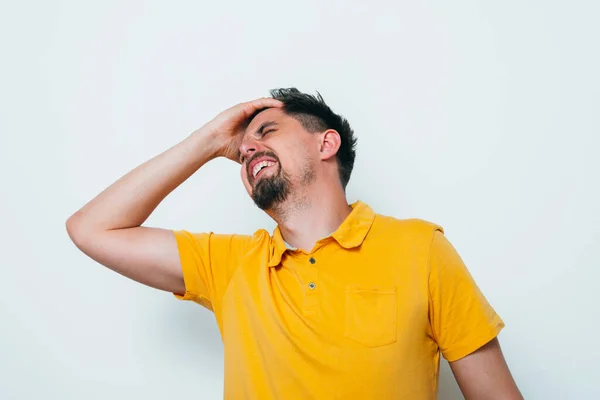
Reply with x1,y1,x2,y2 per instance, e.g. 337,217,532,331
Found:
186,127,224,161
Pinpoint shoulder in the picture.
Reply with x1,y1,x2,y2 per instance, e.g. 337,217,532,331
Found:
363,212,446,256
243,228,275,251
372,212,444,238
174,229,269,252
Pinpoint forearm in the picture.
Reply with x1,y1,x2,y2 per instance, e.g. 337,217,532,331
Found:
67,129,219,234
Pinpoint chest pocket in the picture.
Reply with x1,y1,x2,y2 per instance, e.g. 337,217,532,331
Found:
344,286,398,347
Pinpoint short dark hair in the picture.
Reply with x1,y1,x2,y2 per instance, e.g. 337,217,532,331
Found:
269,87,358,190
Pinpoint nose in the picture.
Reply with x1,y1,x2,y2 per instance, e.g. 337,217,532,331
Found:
239,136,259,162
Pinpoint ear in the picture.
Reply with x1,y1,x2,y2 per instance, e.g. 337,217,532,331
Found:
319,129,341,161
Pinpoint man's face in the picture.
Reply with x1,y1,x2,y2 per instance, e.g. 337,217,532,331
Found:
239,108,318,211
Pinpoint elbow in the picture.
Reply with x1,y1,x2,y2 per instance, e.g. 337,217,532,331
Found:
65,213,82,245
66,210,82,235
65,212,92,248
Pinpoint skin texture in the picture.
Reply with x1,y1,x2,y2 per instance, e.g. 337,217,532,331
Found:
450,338,523,399
66,97,523,399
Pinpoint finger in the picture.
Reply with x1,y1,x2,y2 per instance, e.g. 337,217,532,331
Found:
245,97,284,110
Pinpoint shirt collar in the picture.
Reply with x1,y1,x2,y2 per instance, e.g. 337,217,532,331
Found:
267,200,375,267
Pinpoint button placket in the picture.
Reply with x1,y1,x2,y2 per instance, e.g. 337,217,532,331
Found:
303,255,319,316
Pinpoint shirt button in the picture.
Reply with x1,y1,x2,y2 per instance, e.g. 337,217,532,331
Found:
309,257,316,264
308,282,316,290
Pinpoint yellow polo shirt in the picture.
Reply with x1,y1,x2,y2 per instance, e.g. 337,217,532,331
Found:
173,201,504,399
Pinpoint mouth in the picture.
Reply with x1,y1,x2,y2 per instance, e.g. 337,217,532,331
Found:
248,159,277,183
251,160,277,182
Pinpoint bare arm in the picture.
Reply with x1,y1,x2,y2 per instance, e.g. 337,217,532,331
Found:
66,131,219,295
66,98,282,295
449,338,523,400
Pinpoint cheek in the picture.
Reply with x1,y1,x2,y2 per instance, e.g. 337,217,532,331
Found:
293,143,317,169
240,167,251,192
280,143,307,171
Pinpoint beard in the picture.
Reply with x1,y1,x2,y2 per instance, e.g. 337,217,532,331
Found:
248,151,316,212
250,162,292,211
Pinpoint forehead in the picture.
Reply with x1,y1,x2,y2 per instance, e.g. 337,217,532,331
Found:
245,108,293,134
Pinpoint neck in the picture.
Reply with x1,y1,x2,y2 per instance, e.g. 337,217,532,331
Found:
267,179,352,252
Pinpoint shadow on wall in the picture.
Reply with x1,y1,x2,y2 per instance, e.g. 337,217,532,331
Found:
438,359,464,400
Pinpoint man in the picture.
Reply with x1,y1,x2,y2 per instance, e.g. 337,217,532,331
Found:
66,88,522,399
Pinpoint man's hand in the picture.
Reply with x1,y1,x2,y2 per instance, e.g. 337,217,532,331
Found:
196,97,283,162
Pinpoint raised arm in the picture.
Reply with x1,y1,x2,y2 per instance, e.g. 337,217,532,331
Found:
65,98,282,295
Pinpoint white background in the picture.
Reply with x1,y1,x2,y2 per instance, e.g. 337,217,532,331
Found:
1,0,599,399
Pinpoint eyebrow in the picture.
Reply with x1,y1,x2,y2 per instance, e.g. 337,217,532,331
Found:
255,121,278,136
238,121,279,162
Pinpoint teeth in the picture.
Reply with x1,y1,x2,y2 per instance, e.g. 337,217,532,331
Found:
253,160,275,178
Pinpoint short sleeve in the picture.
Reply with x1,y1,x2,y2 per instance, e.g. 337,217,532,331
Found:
171,230,253,312
428,230,505,362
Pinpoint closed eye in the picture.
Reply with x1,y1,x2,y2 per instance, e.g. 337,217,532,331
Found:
254,121,279,139
260,129,276,137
